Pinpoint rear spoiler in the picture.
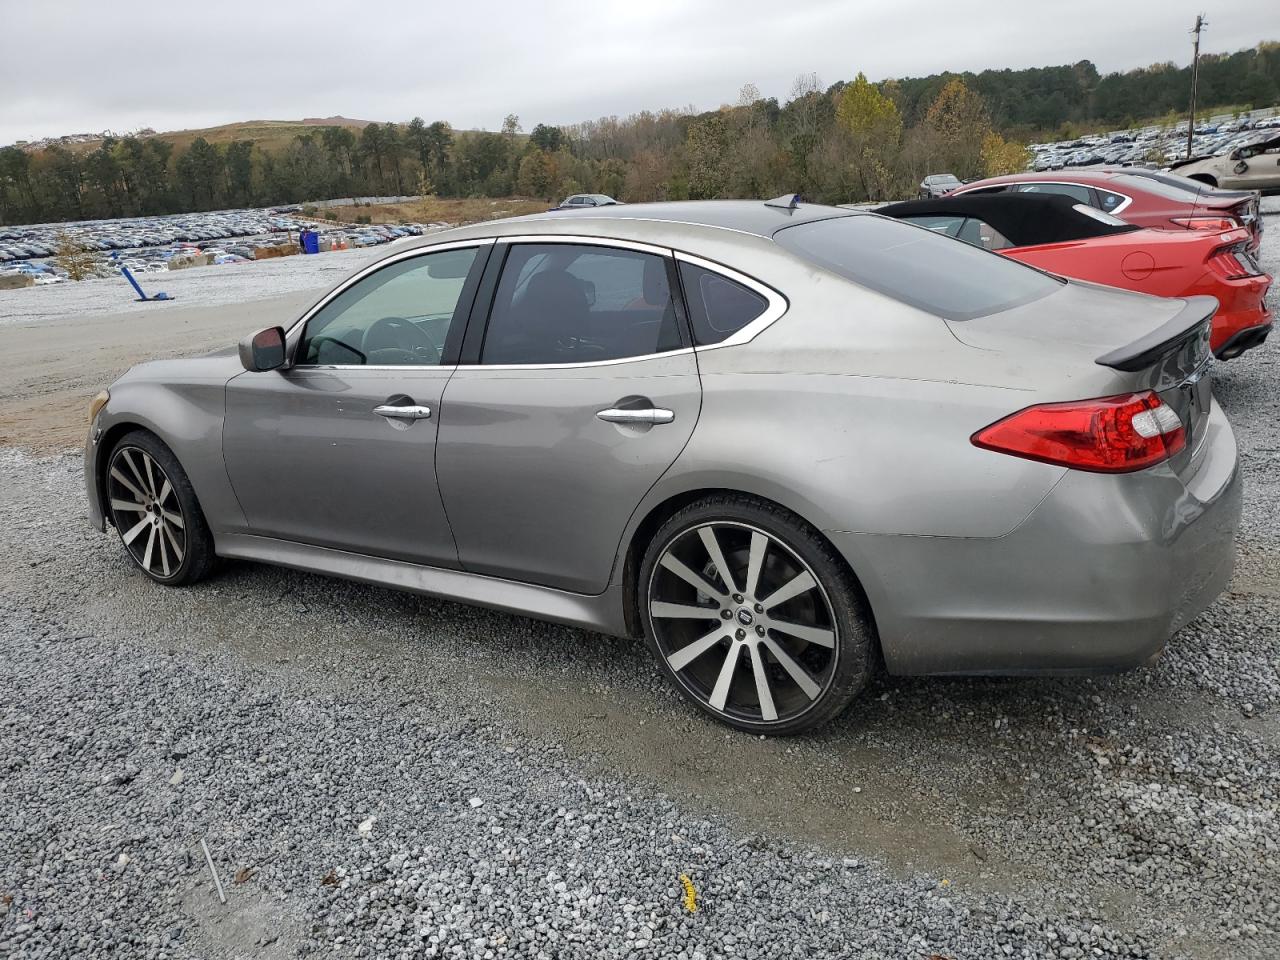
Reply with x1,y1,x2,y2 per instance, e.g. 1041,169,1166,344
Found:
1095,296,1217,372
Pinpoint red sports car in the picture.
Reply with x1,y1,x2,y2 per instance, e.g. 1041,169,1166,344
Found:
950,168,1263,255
877,193,1272,359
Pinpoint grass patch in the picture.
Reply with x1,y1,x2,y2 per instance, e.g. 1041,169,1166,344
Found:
329,197,550,226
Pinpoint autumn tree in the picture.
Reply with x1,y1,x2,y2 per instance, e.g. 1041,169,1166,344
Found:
923,77,991,178
836,72,904,200
686,115,730,199
53,230,99,280
980,132,1031,177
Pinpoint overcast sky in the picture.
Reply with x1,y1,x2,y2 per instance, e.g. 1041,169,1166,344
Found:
1,0,1276,145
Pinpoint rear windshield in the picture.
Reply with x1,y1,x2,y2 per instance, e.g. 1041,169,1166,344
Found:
774,215,1062,321
1114,173,1202,200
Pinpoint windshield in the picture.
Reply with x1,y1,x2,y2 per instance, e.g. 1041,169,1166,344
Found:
774,215,1062,321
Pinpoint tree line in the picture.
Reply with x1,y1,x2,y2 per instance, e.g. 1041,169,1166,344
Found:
1,43,1276,226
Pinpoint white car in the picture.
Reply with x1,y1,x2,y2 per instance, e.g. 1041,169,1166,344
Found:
1173,133,1280,190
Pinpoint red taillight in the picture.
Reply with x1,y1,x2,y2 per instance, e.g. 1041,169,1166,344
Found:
1171,215,1238,231
1207,240,1263,280
972,392,1186,473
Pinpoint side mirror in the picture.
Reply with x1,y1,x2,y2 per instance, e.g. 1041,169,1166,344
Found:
238,326,286,372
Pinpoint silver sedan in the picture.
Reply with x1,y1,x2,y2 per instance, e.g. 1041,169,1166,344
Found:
85,199,1241,734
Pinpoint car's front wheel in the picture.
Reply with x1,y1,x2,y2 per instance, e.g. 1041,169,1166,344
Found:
639,496,874,735
106,430,215,586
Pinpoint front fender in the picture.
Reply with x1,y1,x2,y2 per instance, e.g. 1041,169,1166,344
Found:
87,365,245,538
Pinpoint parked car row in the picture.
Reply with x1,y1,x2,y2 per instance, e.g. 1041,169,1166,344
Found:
1027,108,1280,171
0,207,436,285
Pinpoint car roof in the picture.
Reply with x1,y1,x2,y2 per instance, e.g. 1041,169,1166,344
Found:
962,170,1129,187
452,200,859,241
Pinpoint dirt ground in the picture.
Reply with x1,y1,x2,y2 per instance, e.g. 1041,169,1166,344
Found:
0,291,317,450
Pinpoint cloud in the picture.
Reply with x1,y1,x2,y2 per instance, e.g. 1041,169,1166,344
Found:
0,0,1269,145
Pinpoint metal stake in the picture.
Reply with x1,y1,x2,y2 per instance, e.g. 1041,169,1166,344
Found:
200,838,227,905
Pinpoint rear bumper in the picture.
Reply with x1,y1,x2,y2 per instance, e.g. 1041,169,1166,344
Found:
1209,273,1271,356
1214,319,1272,360
833,400,1241,676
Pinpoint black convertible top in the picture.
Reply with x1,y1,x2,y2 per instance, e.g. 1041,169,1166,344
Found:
875,193,1141,248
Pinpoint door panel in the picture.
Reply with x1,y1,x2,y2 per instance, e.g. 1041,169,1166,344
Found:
221,243,488,566
436,352,700,593
224,367,459,566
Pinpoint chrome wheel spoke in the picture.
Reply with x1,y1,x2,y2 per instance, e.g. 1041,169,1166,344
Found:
744,531,767,599
708,644,742,712
110,497,147,514
158,477,172,506
767,619,836,648
141,524,157,570
748,643,778,722
667,626,730,672
762,635,821,700
162,521,185,562
110,467,146,502
761,570,816,612
698,526,738,595
123,450,149,496
659,553,726,601
121,515,151,545
141,453,159,498
651,601,719,620
161,509,184,529
157,525,170,576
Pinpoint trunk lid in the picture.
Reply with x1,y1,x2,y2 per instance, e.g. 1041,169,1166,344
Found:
947,280,1215,468
1195,188,1263,248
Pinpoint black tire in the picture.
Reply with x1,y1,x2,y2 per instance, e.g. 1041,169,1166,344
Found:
638,495,874,735
106,430,215,586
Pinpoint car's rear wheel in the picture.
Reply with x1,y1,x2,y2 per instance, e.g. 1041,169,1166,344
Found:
639,496,874,735
106,431,214,586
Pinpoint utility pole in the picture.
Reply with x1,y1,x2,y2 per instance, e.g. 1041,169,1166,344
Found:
1186,14,1207,159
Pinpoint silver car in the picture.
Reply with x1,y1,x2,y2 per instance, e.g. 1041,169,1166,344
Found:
85,200,1241,734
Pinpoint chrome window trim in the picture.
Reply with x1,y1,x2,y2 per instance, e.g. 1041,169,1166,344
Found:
494,233,674,257
289,364,461,373
284,237,496,346
674,251,789,352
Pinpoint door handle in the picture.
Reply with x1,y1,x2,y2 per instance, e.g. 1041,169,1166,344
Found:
596,407,675,425
373,404,432,420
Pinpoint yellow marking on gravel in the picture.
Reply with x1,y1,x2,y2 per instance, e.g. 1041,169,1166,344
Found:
679,874,698,913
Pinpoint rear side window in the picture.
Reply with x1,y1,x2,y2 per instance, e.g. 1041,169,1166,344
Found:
775,215,1061,321
1095,190,1127,212
679,262,768,345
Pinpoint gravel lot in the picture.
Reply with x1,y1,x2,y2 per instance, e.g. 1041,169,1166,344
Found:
0,217,1277,959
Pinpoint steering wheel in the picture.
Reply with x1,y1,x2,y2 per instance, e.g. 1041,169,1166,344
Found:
363,316,442,363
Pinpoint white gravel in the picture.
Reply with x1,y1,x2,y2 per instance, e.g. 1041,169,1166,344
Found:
0,214,1277,960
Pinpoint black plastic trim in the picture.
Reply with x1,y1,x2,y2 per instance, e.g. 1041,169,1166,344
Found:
1096,296,1218,372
